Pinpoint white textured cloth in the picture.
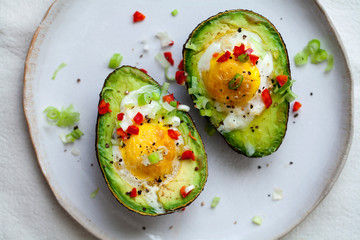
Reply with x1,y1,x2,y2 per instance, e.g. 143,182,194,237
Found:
0,0,359,239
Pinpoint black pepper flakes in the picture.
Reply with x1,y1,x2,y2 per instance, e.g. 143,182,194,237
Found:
142,226,146,230
237,28,242,33
243,35,247,39
257,165,261,169
77,78,81,83
110,161,113,164
195,167,199,171
294,113,299,118
105,143,109,148
290,161,293,165
248,71,251,75
143,207,146,211
310,92,313,96
138,190,142,195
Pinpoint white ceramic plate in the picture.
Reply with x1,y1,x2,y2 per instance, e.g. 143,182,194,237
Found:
24,0,353,239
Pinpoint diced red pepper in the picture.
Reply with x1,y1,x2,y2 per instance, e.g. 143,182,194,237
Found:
98,99,111,115
212,52,219,58
140,68,148,74
130,188,137,197
293,101,302,112
126,125,139,135
276,75,288,87
117,112,124,121
164,52,174,66
233,44,246,58
163,93,175,103
168,40,174,46
180,186,191,198
133,112,143,124
178,60,184,70
188,132,197,141
217,51,231,62
175,71,187,85
181,150,195,161
261,89,272,108
249,54,259,65
133,11,145,23
245,48,254,55
168,129,181,140
116,128,128,140
181,207,186,211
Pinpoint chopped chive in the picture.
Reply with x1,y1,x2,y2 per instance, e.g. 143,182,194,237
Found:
51,62,67,80
171,9,178,16
325,54,334,72
211,197,220,208
90,188,99,198
238,54,249,63
228,73,243,90
109,53,123,69
252,216,262,225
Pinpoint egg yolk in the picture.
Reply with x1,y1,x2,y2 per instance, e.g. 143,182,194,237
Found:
202,55,260,106
120,122,177,181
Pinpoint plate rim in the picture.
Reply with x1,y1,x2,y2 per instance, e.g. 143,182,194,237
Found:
23,0,354,239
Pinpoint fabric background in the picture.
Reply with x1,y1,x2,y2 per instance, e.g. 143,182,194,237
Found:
0,0,359,239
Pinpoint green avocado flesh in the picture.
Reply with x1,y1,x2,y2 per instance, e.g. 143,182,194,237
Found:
183,10,291,157
96,66,207,215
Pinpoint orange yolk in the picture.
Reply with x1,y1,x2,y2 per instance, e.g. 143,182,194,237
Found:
120,122,177,181
202,55,260,106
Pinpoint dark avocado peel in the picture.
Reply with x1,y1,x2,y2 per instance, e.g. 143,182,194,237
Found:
183,10,294,158
96,66,207,216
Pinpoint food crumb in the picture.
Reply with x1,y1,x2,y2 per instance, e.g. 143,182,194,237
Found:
169,226,173,230
77,78,81,83
201,201,204,207
289,161,293,165
64,149,67,152
294,113,299,118
234,221,237,224
257,165,261,169
310,92,313,96
142,226,146,230
90,163,94,167
273,188,283,201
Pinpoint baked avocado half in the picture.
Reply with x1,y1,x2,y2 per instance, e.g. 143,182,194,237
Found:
96,66,207,216
183,10,296,157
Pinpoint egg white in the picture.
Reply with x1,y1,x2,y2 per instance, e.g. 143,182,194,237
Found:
197,30,274,132
111,85,185,213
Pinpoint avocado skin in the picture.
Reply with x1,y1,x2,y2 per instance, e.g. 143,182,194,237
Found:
183,10,290,158
95,66,207,216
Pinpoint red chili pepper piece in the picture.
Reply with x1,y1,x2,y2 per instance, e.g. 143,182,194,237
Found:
245,48,254,55
130,188,137,197
188,132,197,141
293,101,302,112
117,112,124,121
212,52,219,58
168,40,174,46
249,54,259,65
133,112,143,124
133,11,145,23
98,99,111,115
164,52,174,66
126,125,139,135
140,68,148,74
178,60,184,70
175,71,187,85
162,93,175,103
233,44,246,58
168,129,181,140
180,186,190,198
116,128,128,140
261,89,272,108
276,75,288,87
217,51,231,62
181,150,195,161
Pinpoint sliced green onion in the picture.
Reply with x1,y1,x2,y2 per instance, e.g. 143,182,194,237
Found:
109,53,123,69
162,102,175,112
44,105,80,127
325,54,334,72
284,90,297,102
70,127,84,139
171,9,178,16
138,93,152,106
294,51,308,66
51,62,67,80
311,49,328,64
305,39,321,55
238,54,249,63
152,92,160,101
155,52,170,69
211,197,220,208
252,216,262,225
161,82,170,96
169,101,177,108
165,67,175,81
277,79,295,95
90,188,99,199
200,109,212,117
177,104,190,112
205,122,216,136
228,74,243,90
148,152,161,164
43,107,60,122
59,127,84,144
